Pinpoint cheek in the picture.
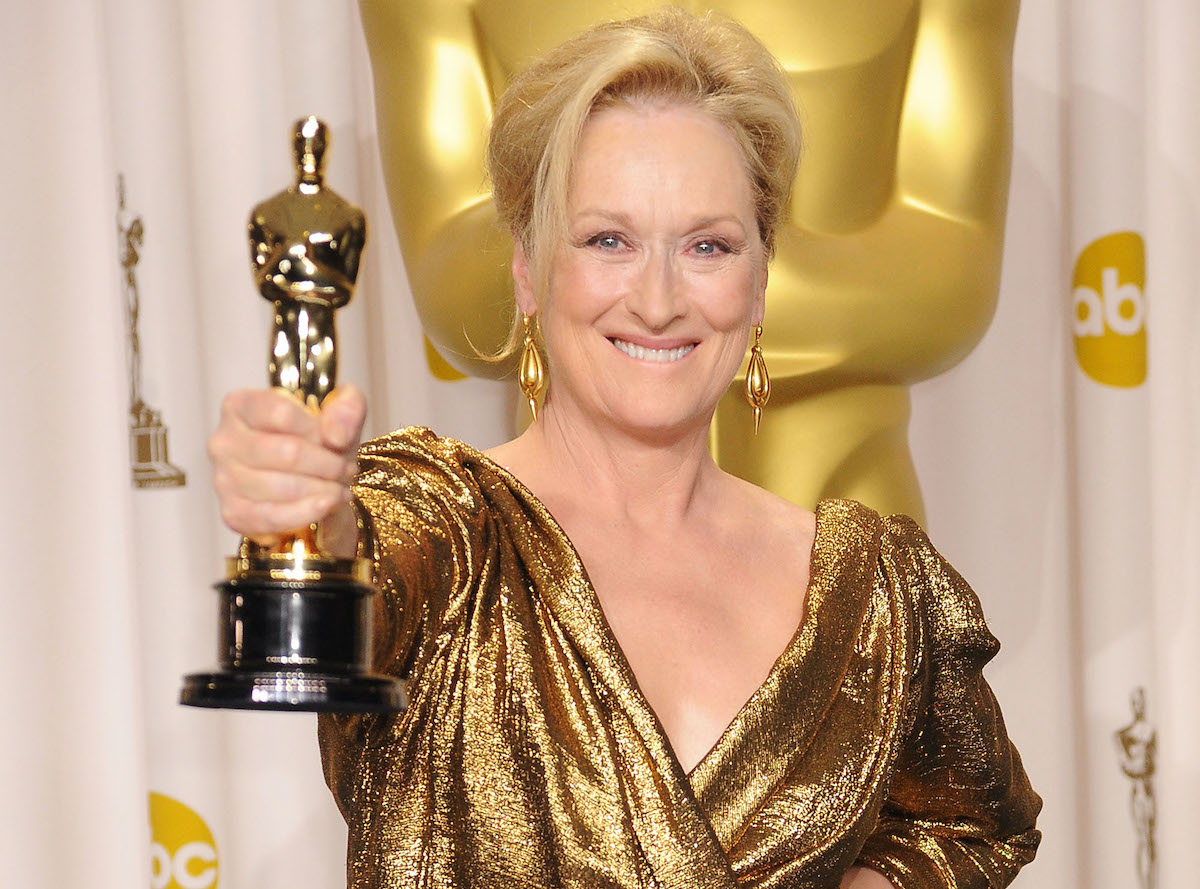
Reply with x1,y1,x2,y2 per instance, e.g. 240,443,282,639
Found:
539,266,614,371
694,267,761,331
546,258,624,323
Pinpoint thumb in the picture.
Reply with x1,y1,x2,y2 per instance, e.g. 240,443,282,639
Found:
319,384,367,453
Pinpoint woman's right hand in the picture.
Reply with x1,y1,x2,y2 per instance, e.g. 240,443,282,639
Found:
207,384,367,559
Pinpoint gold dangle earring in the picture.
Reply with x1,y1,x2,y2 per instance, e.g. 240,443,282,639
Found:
518,313,546,420
744,325,770,434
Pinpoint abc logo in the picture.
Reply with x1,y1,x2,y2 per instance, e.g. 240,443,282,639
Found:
149,792,218,889
1072,231,1147,387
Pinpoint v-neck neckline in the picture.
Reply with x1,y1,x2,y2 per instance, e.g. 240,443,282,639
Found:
470,442,828,784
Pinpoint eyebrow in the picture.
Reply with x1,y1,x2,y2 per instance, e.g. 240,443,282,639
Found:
571,209,635,227
571,209,749,233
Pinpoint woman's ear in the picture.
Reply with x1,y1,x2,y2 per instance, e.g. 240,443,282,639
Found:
751,263,768,327
511,241,539,316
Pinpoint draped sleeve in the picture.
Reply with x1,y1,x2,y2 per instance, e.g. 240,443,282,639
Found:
317,427,487,822
856,516,1042,889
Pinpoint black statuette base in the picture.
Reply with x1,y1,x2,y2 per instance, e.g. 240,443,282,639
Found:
180,669,405,712
180,574,406,713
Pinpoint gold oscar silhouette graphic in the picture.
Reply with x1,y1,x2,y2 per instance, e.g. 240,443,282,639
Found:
117,175,186,490
1115,687,1158,889
359,1,1020,521
181,117,405,712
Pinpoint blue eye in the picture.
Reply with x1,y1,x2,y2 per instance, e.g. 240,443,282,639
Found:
693,240,727,255
586,233,623,250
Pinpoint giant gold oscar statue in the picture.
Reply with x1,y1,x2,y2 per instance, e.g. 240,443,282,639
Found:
359,1,1019,522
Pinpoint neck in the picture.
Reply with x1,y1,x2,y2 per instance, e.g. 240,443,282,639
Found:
517,395,720,530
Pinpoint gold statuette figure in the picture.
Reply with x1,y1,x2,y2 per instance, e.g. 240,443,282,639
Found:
251,117,365,410
359,0,1020,522
181,117,405,713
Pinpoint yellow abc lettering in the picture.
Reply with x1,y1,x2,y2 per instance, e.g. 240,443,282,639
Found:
1073,284,1105,337
173,842,218,889
148,793,219,889
1071,232,1147,387
150,839,171,889
1101,267,1145,335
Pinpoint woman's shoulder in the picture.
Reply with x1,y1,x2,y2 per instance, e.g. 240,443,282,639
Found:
353,426,501,519
359,424,456,460
357,425,497,480
717,470,817,546
810,498,932,553
791,498,960,600
817,500,999,655
716,485,927,558
354,426,559,530
705,480,942,574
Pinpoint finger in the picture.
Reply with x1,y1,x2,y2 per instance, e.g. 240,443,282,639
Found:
219,489,351,540
207,426,352,484
215,462,350,507
319,384,367,453
221,388,322,444
226,429,355,481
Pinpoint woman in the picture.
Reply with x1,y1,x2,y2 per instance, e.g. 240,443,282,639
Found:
209,9,1040,888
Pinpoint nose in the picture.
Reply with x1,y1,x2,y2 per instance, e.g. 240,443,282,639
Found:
624,250,684,330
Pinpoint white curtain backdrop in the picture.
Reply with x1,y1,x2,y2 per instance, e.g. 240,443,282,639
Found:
2,2,1195,887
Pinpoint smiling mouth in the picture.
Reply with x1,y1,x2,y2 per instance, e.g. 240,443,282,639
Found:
609,338,697,363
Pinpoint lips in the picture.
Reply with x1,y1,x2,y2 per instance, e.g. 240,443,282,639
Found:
609,337,696,363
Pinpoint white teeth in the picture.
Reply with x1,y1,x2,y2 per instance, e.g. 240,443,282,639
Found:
611,339,695,363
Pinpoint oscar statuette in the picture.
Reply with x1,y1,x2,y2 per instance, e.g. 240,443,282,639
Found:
181,117,406,712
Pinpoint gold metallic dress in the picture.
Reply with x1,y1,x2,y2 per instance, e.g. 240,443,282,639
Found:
319,428,1041,888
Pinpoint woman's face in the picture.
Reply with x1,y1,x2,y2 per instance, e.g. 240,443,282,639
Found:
514,102,767,441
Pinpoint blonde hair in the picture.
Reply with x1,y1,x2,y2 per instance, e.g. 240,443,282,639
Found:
486,6,801,357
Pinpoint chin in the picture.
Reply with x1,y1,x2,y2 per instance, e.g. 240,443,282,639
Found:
602,399,714,442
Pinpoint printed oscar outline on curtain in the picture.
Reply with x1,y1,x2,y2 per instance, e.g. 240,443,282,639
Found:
149,792,219,889
1072,231,1147,388
1115,687,1158,889
117,174,186,488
